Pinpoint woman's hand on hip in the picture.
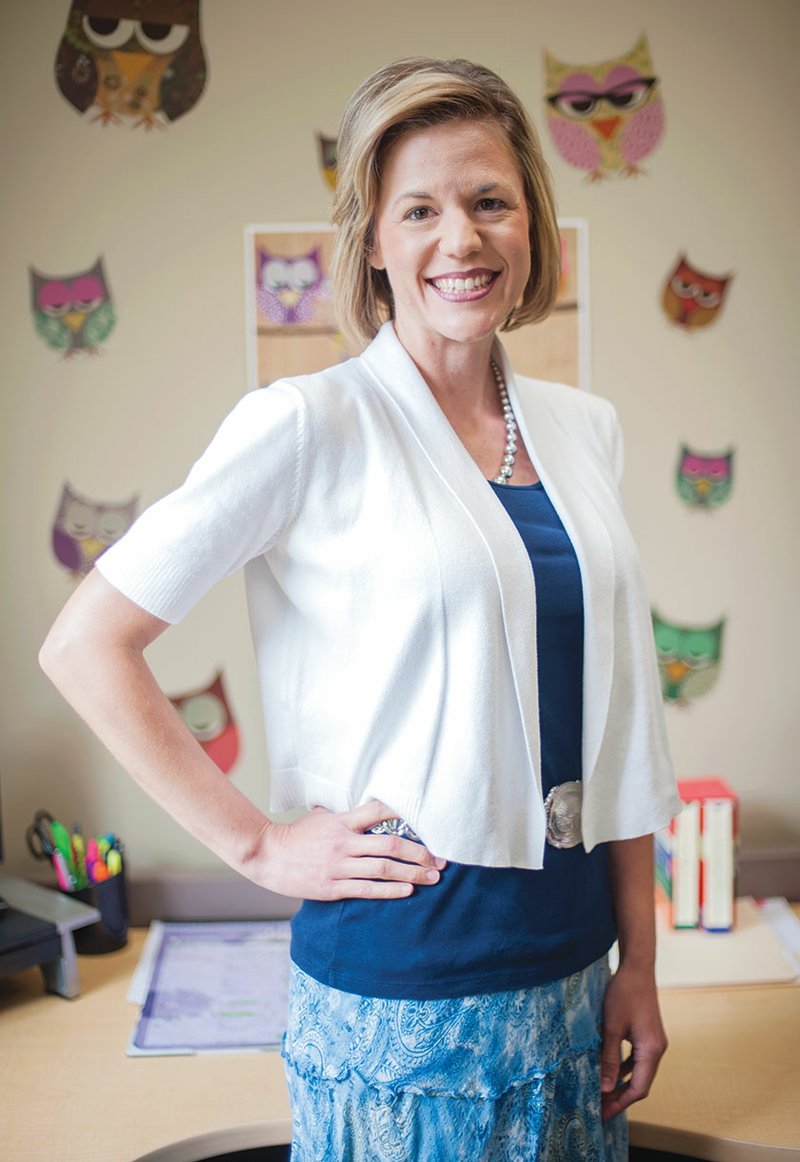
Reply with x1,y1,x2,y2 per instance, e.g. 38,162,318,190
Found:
254,800,446,901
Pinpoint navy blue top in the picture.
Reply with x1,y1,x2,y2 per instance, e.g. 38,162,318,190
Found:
290,480,616,999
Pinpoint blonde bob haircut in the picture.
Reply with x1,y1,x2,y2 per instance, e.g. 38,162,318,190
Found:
331,57,562,351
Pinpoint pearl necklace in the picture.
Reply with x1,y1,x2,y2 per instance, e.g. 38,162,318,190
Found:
490,358,518,484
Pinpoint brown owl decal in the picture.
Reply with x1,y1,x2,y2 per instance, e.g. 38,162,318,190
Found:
54,0,208,130
169,671,240,775
662,254,733,330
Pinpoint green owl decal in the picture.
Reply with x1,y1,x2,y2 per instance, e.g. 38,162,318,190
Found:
652,610,725,704
676,445,734,509
30,258,115,356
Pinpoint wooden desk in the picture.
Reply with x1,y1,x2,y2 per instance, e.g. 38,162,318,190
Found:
2,929,799,1162
1,930,290,1162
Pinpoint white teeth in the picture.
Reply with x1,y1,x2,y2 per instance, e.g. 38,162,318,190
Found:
432,273,493,293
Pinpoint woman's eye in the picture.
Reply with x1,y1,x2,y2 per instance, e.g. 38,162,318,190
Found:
406,207,432,221
477,198,504,212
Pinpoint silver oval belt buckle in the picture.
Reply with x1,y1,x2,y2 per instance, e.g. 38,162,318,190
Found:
544,781,583,849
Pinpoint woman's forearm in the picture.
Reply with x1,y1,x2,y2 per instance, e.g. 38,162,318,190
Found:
40,571,445,900
39,572,273,879
607,833,657,970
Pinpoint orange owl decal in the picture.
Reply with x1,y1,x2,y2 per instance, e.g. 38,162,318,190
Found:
169,671,240,775
54,0,208,130
662,255,733,330
544,34,665,181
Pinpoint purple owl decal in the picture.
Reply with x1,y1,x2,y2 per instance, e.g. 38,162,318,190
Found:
52,483,138,576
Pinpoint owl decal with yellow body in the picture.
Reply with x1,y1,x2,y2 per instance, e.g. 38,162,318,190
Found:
544,34,665,181
30,258,115,356
652,610,725,706
317,134,338,191
52,483,138,576
169,671,240,775
676,446,734,510
54,0,207,130
662,255,733,330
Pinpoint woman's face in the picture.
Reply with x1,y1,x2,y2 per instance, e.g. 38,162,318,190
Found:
369,119,531,360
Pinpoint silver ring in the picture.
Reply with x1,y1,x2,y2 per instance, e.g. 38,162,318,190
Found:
366,818,421,842
544,781,583,849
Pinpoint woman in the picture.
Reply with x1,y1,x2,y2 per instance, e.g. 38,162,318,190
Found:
41,57,680,1160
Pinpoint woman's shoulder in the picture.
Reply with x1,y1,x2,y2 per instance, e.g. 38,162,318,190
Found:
245,355,372,423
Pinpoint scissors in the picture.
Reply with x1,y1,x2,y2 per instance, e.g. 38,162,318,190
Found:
25,810,59,861
25,809,78,890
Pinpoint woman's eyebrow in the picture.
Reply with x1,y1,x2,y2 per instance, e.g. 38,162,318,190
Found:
392,190,432,207
392,181,507,208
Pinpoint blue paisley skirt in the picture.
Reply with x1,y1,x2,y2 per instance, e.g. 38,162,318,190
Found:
282,957,627,1161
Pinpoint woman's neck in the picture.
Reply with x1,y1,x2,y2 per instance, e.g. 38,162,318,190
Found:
396,327,500,425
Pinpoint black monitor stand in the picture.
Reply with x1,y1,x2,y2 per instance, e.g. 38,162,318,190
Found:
0,872,100,998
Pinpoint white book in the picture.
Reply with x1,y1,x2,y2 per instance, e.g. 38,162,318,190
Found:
701,798,735,931
673,799,701,928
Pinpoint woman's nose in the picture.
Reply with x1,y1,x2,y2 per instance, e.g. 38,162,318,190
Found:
439,210,481,258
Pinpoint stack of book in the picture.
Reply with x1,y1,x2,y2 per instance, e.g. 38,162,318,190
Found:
654,776,739,931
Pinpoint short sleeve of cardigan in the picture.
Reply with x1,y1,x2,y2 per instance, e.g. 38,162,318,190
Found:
95,381,305,623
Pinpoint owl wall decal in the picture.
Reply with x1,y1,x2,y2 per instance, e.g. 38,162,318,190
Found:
169,671,240,775
652,610,725,706
544,34,665,181
54,0,207,130
317,133,338,191
662,255,733,330
256,246,328,327
30,258,115,356
676,445,735,510
51,483,138,576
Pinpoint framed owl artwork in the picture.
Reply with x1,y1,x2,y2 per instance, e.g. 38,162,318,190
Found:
30,258,115,356
245,221,590,390
544,33,665,181
662,254,733,330
51,483,138,577
54,0,208,130
676,445,735,510
245,224,344,388
168,671,240,775
652,610,725,706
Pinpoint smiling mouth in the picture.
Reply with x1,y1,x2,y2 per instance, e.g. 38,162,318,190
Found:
428,270,499,298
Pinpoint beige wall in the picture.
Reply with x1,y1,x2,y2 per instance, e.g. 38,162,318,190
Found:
1,0,798,878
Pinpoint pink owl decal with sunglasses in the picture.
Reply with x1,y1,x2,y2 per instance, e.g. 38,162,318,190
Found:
544,34,665,181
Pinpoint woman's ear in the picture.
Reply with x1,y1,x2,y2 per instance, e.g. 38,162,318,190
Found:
366,228,385,271
367,247,385,272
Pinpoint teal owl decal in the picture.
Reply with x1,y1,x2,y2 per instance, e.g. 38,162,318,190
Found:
652,610,725,704
30,258,115,356
676,445,734,509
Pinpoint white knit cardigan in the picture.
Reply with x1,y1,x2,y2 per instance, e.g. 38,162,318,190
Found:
97,322,679,868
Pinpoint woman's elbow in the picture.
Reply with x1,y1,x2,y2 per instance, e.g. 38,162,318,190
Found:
39,616,85,690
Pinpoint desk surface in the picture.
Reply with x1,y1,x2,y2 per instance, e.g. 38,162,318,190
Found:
1,928,798,1162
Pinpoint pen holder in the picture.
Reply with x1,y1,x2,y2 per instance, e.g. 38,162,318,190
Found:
70,868,129,954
